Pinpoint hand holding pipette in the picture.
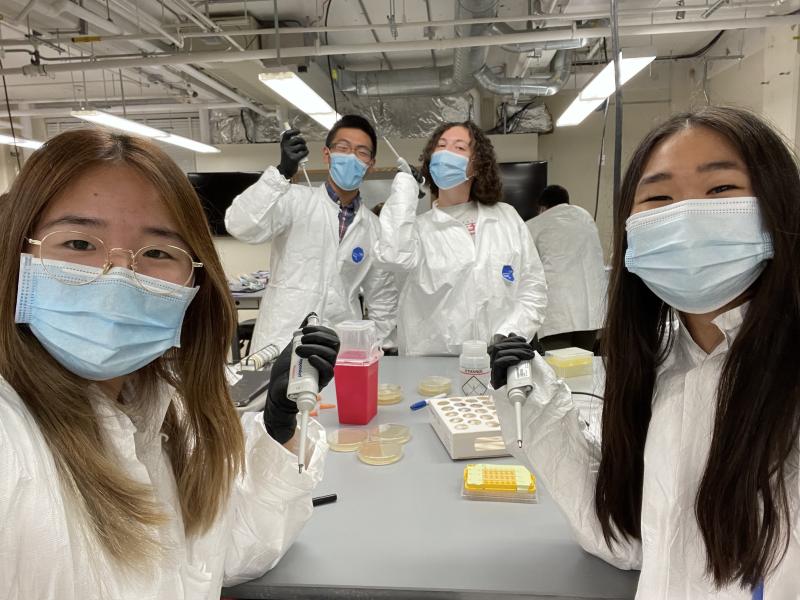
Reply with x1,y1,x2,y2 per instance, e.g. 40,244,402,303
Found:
279,122,312,186
488,334,537,447
263,313,340,471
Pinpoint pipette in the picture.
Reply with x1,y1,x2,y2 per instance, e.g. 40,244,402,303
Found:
506,360,533,448
287,313,320,473
282,121,312,187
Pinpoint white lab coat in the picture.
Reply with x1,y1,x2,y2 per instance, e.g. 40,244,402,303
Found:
374,173,548,355
526,204,607,338
0,377,327,599
493,304,800,598
224,167,398,350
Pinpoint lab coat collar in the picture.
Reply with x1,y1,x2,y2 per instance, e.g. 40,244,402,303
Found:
676,301,749,365
91,378,173,444
431,199,498,224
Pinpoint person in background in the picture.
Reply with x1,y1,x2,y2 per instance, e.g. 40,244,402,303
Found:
0,129,339,598
526,184,606,352
375,120,547,355
225,114,399,351
490,106,799,598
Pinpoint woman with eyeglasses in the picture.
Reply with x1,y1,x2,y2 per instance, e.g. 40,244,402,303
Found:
490,107,800,597
374,120,548,356
0,129,339,598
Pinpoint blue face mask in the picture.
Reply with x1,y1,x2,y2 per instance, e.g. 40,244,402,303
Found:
624,197,774,314
429,150,469,190
15,254,198,380
329,152,368,191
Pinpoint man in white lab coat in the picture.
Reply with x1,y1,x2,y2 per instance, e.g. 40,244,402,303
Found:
225,115,399,351
526,185,606,351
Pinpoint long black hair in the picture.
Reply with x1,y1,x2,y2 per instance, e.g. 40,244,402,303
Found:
598,106,800,588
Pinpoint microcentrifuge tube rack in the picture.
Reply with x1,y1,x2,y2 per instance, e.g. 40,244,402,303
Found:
427,395,511,460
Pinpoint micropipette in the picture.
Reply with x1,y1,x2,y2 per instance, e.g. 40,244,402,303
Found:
506,360,533,448
287,313,321,473
282,121,312,187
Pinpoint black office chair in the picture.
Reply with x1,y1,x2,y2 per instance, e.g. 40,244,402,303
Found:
232,318,257,362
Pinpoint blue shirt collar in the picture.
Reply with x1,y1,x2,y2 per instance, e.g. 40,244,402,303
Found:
325,181,361,212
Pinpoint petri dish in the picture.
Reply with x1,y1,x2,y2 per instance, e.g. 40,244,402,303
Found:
368,423,411,444
327,428,369,452
417,375,452,397
357,441,403,465
377,383,404,405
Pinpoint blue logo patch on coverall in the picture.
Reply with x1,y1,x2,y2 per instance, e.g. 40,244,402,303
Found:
502,265,515,282
352,247,365,263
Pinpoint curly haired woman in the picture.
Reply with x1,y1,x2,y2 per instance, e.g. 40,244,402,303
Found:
374,120,547,356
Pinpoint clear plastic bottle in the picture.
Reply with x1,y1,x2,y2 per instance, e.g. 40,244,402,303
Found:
459,340,491,396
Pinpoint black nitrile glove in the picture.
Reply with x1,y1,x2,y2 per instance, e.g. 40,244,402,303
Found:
277,128,309,180
264,317,340,444
489,333,536,390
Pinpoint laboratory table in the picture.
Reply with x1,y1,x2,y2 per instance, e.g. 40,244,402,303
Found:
232,288,265,311
224,356,639,600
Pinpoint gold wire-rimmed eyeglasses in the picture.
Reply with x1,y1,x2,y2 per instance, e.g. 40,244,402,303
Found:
27,230,203,296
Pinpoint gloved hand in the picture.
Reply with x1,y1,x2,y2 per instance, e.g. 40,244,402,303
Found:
264,317,340,444
277,128,309,180
396,157,426,198
489,333,537,390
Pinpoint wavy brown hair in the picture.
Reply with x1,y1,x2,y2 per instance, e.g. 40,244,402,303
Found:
419,120,502,205
598,106,800,589
0,129,244,568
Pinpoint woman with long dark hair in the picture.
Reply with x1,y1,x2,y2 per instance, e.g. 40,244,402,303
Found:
490,106,799,597
375,120,547,356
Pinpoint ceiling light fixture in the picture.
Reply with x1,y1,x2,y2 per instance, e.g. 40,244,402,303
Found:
557,53,656,127
258,71,341,130
71,109,220,153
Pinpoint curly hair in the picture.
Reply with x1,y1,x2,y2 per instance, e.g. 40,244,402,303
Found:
419,121,503,205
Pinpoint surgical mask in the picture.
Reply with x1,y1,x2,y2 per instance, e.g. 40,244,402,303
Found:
329,152,368,191
624,197,774,314
15,253,198,380
429,150,469,190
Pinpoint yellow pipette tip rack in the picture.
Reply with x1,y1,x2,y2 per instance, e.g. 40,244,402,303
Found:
462,464,538,503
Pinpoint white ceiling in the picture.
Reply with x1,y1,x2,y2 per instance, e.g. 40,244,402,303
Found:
0,0,794,136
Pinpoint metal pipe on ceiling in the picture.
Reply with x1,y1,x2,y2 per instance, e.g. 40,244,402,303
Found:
6,102,250,118
24,0,275,120
4,14,799,76
0,1,777,47
473,50,574,96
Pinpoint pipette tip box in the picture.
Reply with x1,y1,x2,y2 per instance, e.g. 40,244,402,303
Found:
428,395,510,460
462,463,538,503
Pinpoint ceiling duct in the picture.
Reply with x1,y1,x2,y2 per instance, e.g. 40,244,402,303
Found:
474,50,574,97
487,23,589,52
336,0,576,99
336,0,496,97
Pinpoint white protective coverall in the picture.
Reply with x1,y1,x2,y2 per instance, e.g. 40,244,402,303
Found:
0,377,327,599
374,173,548,356
526,204,607,338
492,304,800,598
225,166,398,350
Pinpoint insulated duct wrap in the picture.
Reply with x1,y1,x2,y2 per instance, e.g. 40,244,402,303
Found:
474,50,574,97
210,95,474,144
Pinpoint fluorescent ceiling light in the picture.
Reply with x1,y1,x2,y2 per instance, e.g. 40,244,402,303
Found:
0,134,43,150
71,109,220,153
71,109,165,138
258,71,341,130
556,54,656,127
159,133,220,154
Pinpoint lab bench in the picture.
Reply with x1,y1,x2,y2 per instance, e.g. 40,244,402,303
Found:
224,356,639,600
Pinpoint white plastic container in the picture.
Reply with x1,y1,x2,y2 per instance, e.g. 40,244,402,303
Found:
459,340,491,396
